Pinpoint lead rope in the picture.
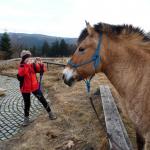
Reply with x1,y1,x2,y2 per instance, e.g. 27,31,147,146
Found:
84,77,101,124
39,71,43,91
38,64,44,94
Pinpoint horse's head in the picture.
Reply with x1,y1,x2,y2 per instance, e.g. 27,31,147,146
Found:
63,21,106,86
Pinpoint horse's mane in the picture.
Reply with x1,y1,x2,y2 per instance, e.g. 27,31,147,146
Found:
78,22,150,44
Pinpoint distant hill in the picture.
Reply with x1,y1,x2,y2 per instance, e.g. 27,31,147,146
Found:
0,32,77,48
1,31,148,49
147,32,150,38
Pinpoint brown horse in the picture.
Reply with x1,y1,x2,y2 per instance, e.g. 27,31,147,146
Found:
62,22,150,150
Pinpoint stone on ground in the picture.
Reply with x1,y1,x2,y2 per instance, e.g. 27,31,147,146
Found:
0,88,6,96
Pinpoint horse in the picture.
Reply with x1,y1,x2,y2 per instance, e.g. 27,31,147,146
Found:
62,21,150,150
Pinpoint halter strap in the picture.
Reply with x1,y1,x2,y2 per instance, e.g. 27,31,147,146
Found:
93,32,103,69
68,32,103,70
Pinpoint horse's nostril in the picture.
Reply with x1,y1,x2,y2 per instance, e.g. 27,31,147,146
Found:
63,77,75,86
70,77,74,83
62,74,65,80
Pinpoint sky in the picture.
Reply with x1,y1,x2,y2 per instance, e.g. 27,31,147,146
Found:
0,0,149,37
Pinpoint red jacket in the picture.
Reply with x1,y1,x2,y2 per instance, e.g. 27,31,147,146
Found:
18,63,46,93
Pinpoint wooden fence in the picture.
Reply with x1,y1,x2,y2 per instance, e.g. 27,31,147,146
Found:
99,85,133,150
43,61,66,70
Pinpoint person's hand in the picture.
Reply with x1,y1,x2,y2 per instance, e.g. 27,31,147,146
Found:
35,57,43,64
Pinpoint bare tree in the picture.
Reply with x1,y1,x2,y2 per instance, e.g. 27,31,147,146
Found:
10,36,25,58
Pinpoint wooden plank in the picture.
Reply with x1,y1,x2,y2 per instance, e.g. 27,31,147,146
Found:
99,85,133,150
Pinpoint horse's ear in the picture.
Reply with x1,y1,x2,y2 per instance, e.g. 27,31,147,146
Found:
85,20,94,36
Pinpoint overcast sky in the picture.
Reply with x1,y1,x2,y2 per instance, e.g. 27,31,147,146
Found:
0,0,149,37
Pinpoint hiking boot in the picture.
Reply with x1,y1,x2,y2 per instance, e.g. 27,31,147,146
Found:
48,111,57,120
22,116,30,126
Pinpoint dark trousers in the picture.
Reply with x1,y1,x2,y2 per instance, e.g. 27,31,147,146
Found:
22,89,51,117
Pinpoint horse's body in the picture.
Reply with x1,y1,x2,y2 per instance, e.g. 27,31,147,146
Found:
63,22,150,150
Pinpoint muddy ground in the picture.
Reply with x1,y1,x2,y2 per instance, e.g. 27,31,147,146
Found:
0,58,137,150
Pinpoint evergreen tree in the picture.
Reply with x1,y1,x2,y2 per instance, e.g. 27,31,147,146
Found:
59,39,68,56
42,41,49,57
68,44,76,55
30,45,36,56
0,32,11,58
50,40,60,57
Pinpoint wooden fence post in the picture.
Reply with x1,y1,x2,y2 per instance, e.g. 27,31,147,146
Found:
99,85,133,150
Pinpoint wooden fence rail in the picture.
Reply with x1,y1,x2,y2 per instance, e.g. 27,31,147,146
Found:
43,61,66,70
99,85,133,150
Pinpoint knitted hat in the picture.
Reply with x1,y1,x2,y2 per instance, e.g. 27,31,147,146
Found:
20,50,31,58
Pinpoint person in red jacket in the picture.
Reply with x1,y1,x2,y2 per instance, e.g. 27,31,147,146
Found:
18,50,57,126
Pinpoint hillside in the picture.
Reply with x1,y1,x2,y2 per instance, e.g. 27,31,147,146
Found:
0,33,77,48
0,32,149,49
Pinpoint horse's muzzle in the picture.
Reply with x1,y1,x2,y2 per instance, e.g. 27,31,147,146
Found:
62,75,75,86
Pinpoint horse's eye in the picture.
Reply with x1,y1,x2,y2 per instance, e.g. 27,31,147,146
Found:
79,48,85,52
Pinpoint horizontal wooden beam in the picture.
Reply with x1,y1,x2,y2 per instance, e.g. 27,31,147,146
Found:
43,61,66,67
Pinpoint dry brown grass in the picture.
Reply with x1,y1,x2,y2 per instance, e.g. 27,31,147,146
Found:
0,60,19,77
0,58,137,150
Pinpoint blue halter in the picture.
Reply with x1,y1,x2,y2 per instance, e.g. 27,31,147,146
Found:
67,32,103,93
68,32,103,70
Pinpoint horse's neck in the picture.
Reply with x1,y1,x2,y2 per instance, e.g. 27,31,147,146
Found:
102,42,148,99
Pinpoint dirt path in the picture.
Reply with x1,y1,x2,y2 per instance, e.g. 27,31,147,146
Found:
0,60,137,150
